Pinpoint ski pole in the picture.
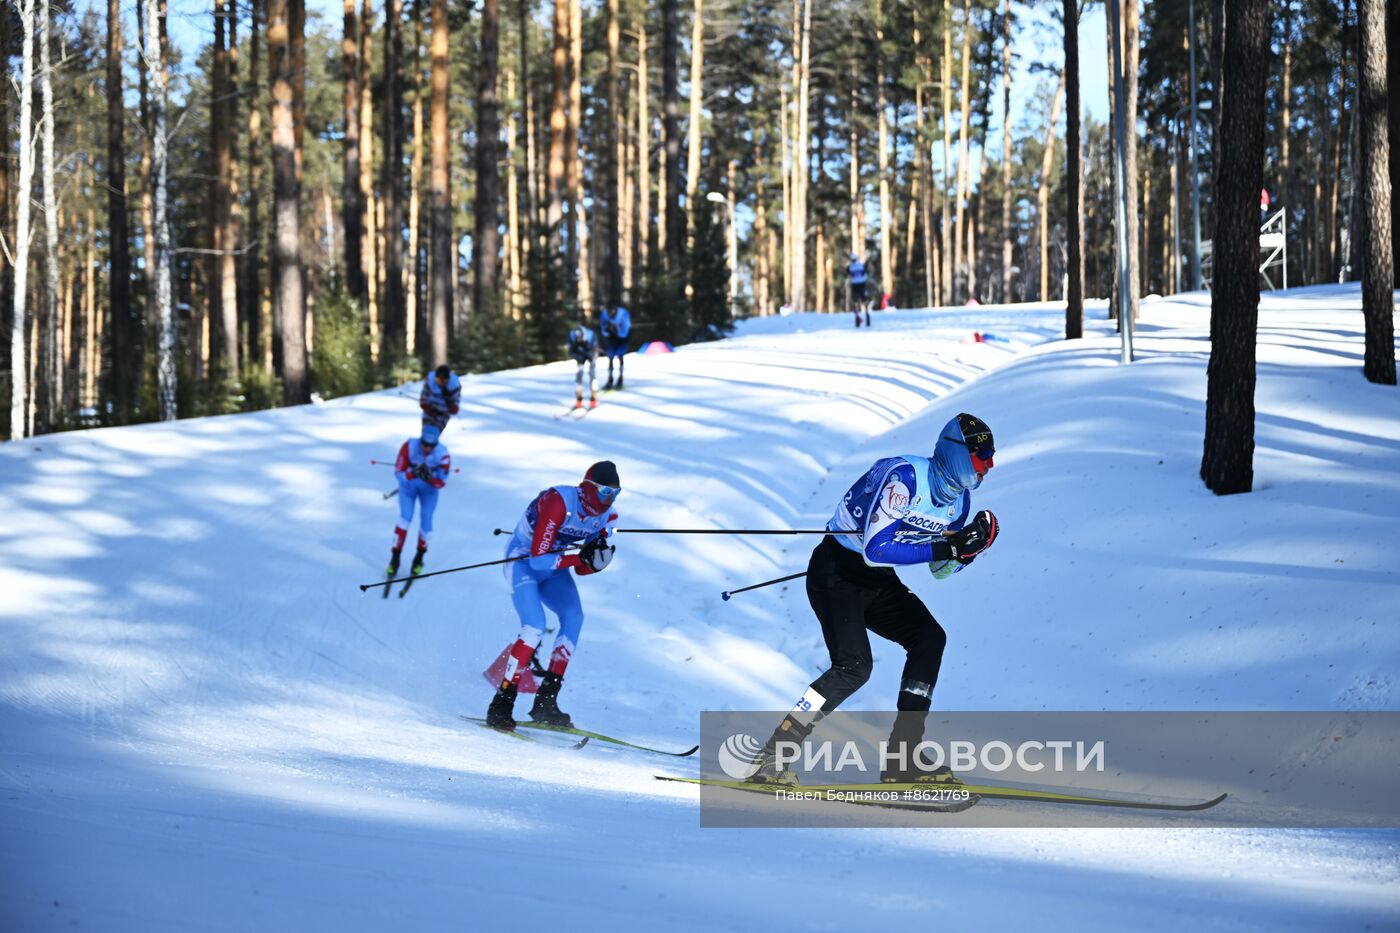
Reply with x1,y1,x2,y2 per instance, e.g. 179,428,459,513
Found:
358,548,577,593
721,571,808,601
491,527,859,536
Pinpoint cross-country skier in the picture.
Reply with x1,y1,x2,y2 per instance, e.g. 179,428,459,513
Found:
419,365,462,433
599,305,632,390
749,413,999,785
567,323,600,410
486,461,622,731
387,424,453,582
847,253,870,328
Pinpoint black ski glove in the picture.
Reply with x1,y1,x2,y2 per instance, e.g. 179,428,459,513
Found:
577,534,616,574
413,463,434,483
946,509,999,563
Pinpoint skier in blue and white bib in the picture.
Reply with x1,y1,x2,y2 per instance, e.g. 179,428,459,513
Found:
599,305,632,390
750,413,1000,785
486,461,622,731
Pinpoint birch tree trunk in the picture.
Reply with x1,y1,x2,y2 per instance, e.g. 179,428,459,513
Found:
634,25,650,274
788,0,810,310
568,0,590,311
143,0,176,420
39,0,61,429
952,0,973,304
11,0,37,438
360,0,380,357
406,0,423,353
605,0,622,307
876,24,894,302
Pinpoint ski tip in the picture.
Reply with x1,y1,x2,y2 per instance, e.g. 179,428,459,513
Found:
678,745,700,757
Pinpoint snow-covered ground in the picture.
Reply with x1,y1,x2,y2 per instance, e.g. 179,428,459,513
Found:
2,287,1397,930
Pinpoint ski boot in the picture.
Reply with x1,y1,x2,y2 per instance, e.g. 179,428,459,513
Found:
386,548,402,577
604,375,615,391
588,396,599,410
529,672,573,728
410,546,427,576
486,682,519,731
574,396,585,410
745,714,813,786
615,374,623,390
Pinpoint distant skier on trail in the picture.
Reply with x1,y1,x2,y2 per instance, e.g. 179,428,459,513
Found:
486,461,622,731
847,253,870,328
419,365,462,433
599,304,632,390
386,424,452,585
567,322,600,410
748,413,1000,786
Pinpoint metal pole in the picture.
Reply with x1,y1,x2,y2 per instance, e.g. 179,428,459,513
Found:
1108,0,1134,363
1172,125,1182,294
1187,0,1203,292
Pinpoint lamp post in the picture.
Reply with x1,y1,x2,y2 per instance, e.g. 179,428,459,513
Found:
706,190,737,316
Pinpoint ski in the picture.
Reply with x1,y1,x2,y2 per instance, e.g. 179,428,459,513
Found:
398,567,421,597
461,716,590,749
654,775,1227,813
653,775,978,813
460,717,697,757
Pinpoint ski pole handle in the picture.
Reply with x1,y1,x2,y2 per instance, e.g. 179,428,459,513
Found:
721,571,808,601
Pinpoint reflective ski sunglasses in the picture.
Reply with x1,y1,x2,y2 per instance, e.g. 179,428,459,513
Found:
943,435,995,472
584,479,621,504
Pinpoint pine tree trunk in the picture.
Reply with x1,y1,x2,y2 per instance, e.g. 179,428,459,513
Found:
1037,71,1065,303
505,67,522,316
1064,0,1082,337
106,0,135,419
246,0,265,370
474,0,502,321
547,0,568,266
788,0,810,310
567,0,590,312
360,0,380,358
428,0,452,356
952,0,974,304
1390,0,1399,278
662,0,683,274
939,0,952,305
1357,0,1395,384
343,0,363,299
521,0,538,253
685,0,703,246
406,0,424,355
876,24,894,303
605,0,621,307
634,24,649,274
1201,0,1269,495
213,0,240,375
0,8,9,392
136,0,156,332
381,0,405,358
270,0,308,403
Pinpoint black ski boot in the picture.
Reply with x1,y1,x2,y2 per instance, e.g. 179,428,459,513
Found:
411,546,427,576
746,714,814,786
386,548,402,577
529,672,573,728
604,375,615,391
615,373,623,390
486,683,519,731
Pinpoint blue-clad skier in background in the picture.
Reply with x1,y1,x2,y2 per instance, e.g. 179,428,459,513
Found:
599,305,632,390
419,365,462,433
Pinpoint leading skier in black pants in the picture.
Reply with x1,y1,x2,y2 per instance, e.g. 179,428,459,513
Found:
750,413,1000,785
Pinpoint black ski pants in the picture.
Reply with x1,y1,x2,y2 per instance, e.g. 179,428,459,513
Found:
804,535,947,715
